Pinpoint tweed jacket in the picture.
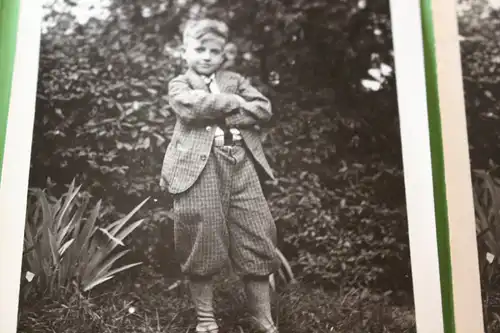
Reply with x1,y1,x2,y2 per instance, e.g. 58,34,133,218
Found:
160,68,275,194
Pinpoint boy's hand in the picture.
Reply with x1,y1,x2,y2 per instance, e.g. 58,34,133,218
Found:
230,74,272,123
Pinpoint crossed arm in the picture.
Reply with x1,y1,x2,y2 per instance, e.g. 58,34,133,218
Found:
168,73,272,128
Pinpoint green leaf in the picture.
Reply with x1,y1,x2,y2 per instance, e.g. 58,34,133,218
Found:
59,238,74,256
24,223,42,275
98,227,124,246
70,196,89,240
82,275,115,292
97,262,142,282
76,200,101,258
55,183,81,231
91,249,131,281
57,222,74,249
37,190,53,233
47,229,59,265
106,197,149,236
110,219,145,251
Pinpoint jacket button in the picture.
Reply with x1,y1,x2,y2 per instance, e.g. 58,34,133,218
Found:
200,155,207,161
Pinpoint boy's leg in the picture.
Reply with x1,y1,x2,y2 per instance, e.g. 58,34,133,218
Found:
223,146,280,332
172,152,229,276
225,150,280,277
244,276,277,333
189,275,219,332
172,152,230,332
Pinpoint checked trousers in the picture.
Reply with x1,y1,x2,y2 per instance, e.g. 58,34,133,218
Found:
172,144,281,277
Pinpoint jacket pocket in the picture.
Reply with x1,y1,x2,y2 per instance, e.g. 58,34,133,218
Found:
161,146,179,180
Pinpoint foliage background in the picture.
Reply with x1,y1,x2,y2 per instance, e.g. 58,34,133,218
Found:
29,0,411,296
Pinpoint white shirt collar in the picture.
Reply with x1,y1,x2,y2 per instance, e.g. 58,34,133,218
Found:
202,73,215,83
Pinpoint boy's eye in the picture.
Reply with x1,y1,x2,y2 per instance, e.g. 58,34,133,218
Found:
210,50,221,55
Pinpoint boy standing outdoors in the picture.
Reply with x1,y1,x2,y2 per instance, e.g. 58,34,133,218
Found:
160,19,280,333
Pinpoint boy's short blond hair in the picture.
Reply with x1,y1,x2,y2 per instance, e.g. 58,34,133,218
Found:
182,19,229,43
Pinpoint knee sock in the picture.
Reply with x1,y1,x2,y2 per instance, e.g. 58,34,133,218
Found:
244,276,277,332
188,276,218,332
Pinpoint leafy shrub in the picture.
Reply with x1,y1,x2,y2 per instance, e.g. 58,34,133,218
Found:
471,169,500,332
459,1,500,172
266,102,409,291
21,180,149,300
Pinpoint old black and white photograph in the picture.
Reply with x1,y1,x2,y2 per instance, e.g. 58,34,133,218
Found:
457,0,500,332
16,0,418,332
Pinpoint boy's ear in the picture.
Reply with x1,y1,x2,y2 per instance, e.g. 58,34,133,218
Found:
178,45,187,59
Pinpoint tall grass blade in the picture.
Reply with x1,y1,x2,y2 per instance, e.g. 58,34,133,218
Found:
59,239,74,256
81,238,109,283
106,197,149,236
57,222,74,248
47,229,59,265
91,250,131,280
55,184,81,231
82,275,115,292
77,200,101,258
71,196,89,240
37,190,53,230
67,196,89,267
31,201,40,229
24,224,43,275
473,186,496,252
98,262,142,281
98,227,124,246
110,219,145,251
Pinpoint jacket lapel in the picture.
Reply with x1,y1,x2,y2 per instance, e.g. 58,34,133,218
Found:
184,69,237,93
214,71,225,91
185,69,209,91
215,71,237,93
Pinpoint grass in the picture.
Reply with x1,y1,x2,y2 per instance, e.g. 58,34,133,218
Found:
17,266,416,333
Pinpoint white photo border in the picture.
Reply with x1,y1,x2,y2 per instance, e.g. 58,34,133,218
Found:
0,1,42,333
431,0,484,332
389,1,445,332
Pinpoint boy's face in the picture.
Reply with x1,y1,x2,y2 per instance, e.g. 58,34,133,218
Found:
182,35,225,76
